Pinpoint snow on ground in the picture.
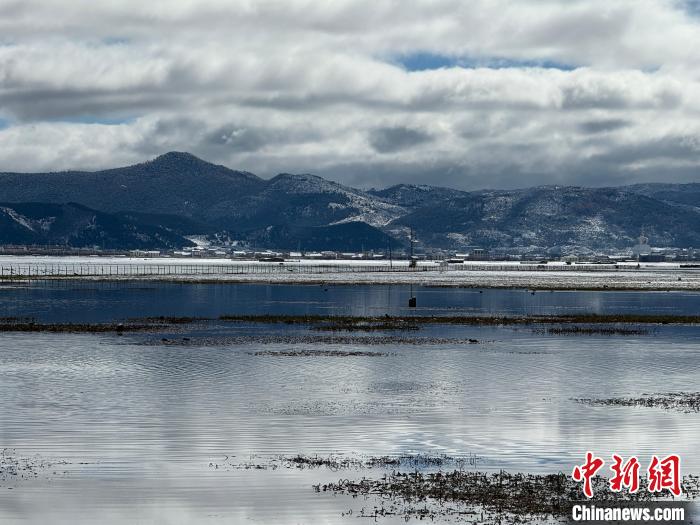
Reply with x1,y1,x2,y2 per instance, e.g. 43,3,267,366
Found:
103,269,700,290
0,255,687,269
0,256,698,289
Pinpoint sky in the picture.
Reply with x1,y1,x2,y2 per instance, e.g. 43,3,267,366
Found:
1,0,700,190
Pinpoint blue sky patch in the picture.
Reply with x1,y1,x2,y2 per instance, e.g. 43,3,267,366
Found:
393,52,577,72
0,115,132,128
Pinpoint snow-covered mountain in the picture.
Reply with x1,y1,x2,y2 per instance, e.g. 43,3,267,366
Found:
234,173,406,229
0,202,193,249
391,186,700,251
0,152,698,251
369,184,470,209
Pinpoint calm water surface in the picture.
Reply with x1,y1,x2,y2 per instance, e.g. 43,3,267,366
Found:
1,282,699,523
1,280,699,321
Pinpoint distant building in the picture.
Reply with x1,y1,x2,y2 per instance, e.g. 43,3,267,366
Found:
639,253,667,263
129,250,160,257
469,248,489,260
631,233,652,258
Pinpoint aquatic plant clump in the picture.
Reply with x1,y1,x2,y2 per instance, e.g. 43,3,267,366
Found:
0,449,72,486
2,313,695,334
209,453,483,472
218,313,700,326
249,349,391,357
147,335,482,346
315,470,700,523
0,321,161,333
574,392,700,412
534,326,650,335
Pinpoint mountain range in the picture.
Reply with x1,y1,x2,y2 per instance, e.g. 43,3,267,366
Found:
0,151,698,252
0,202,195,250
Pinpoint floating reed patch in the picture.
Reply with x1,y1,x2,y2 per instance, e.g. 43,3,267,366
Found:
534,325,650,336
147,335,482,346
0,322,161,333
127,316,209,324
574,392,700,412
219,314,700,326
3,313,695,334
207,453,699,523
0,448,72,486
210,453,482,472
249,349,391,357
316,470,700,523
310,318,420,331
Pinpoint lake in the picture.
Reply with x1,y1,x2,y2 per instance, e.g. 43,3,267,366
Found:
1,282,699,523
2,280,700,322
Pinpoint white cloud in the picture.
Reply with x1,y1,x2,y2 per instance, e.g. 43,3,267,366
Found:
1,0,700,188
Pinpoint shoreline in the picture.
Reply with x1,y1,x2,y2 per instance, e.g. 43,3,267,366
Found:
1,256,699,290
219,313,700,325
2,313,699,333
2,271,700,290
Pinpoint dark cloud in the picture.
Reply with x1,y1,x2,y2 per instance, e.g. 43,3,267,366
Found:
589,135,700,165
681,0,700,16
205,126,267,152
0,87,179,122
316,153,700,192
561,83,681,110
578,118,631,134
369,127,433,153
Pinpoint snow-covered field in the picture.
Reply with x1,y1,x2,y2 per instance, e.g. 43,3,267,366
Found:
0,255,687,268
218,268,697,290
1,256,698,289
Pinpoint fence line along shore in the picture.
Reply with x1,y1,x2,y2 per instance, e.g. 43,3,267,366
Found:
1,257,699,290
0,258,692,277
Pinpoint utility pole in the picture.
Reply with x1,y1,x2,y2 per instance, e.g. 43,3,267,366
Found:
408,227,417,307
409,227,417,269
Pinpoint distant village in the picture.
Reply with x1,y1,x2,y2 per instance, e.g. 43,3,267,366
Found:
1,233,698,263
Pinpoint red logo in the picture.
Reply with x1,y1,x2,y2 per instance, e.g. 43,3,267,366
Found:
573,453,682,498
648,454,682,497
572,451,605,498
610,454,640,494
